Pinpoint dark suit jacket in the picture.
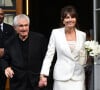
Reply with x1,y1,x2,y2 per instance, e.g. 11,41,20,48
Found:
1,31,47,90
0,23,15,48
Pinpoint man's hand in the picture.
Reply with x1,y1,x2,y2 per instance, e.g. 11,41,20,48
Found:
5,67,14,78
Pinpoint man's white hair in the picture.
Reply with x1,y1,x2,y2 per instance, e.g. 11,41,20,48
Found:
13,14,30,26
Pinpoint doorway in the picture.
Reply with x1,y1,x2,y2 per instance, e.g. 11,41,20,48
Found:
29,0,93,38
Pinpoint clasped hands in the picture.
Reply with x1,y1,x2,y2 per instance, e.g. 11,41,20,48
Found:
38,75,47,87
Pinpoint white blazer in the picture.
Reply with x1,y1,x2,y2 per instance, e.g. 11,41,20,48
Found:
40,27,86,81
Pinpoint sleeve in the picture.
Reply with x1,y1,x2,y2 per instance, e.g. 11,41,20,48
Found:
0,48,10,71
40,30,56,76
79,32,87,65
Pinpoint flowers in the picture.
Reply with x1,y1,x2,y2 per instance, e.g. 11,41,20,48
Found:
84,40,100,56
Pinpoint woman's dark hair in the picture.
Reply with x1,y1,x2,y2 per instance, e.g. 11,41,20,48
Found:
60,5,79,28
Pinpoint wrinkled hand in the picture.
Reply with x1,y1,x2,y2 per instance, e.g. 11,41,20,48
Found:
38,75,47,87
5,67,14,78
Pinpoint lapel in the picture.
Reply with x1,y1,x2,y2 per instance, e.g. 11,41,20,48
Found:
75,29,83,50
28,33,31,58
61,28,82,60
28,32,33,60
3,23,7,32
28,32,38,63
3,23,10,35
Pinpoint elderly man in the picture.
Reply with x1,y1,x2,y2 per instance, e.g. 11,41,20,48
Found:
1,14,47,90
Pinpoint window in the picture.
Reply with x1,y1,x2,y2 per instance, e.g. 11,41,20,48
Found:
0,0,23,25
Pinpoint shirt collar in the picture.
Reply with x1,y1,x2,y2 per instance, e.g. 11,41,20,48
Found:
0,23,3,31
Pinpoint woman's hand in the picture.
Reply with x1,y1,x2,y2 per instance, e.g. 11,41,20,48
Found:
38,75,47,87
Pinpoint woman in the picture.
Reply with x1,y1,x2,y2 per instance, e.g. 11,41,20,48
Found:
39,5,87,90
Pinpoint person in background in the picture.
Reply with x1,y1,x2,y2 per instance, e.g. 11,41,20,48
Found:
0,14,47,90
0,8,15,90
39,5,87,90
